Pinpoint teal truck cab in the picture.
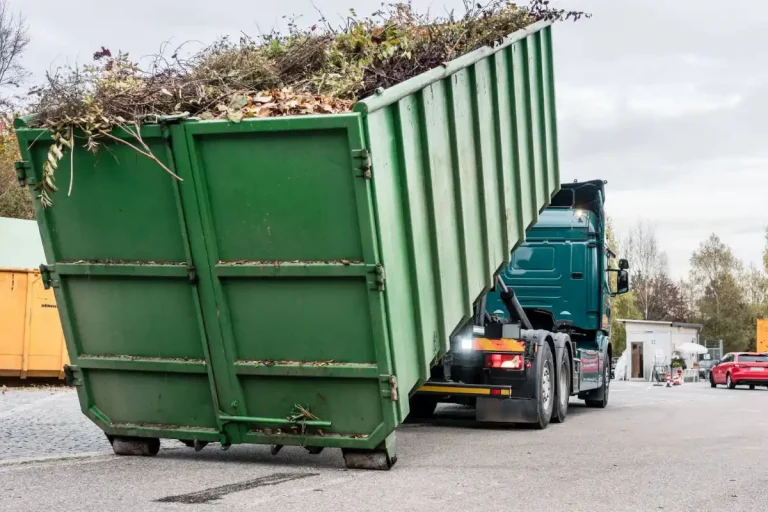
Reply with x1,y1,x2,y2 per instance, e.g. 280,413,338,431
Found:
413,180,630,428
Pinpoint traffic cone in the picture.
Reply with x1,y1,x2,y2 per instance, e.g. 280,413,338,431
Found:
666,372,671,387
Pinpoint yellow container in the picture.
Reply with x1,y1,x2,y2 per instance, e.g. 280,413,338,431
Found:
758,319,768,353
0,267,68,379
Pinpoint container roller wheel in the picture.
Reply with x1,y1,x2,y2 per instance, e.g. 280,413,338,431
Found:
110,436,160,456
342,449,396,470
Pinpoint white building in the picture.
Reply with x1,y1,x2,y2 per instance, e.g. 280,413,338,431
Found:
618,319,703,381
0,217,46,268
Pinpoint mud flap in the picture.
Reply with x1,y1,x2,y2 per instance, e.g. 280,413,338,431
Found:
476,397,540,423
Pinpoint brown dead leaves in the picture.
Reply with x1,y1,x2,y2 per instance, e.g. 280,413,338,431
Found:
201,88,354,123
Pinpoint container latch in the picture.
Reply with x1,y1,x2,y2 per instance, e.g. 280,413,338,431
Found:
352,149,372,179
63,365,83,386
15,161,33,187
39,264,58,289
373,264,386,292
381,375,399,401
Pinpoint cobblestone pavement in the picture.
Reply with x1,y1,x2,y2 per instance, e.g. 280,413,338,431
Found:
0,387,110,461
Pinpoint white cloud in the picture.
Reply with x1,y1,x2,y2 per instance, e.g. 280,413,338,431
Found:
627,84,741,118
607,159,768,278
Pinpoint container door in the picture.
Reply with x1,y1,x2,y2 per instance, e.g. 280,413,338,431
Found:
16,125,224,442
176,115,397,449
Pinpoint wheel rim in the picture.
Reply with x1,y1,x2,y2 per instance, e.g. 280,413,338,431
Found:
727,374,731,386
542,364,552,411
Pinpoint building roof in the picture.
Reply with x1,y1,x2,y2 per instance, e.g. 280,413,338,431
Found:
617,319,703,332
0,216,46,269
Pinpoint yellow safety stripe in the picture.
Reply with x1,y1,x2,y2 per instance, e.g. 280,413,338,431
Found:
418,385,511,397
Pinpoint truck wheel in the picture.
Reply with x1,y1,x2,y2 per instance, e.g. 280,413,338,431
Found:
406,395,438,421
586,353,610,408
551,355,570,424
533,342,555,429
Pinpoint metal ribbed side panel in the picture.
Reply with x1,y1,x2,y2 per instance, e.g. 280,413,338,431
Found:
361,24,560,398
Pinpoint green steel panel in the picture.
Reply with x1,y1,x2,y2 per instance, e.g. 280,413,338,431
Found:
87,370,218,428
15,20,561,458
182,114,398,443
239,377,384,435
62,276,204,358
223,278,377,363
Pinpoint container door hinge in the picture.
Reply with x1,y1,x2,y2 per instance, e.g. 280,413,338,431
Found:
63,365,83,386
15,161,34,186
352,149,372,179
372,264,386,291
380,375,399,401
39,264,59,289
187,265,198,284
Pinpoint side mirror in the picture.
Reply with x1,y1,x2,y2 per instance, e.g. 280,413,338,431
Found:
618,258,629,270
616,269,629,295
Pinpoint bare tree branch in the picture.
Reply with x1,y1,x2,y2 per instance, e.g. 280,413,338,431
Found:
0,0,29,91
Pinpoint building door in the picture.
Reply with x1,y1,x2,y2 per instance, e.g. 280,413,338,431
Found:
631,342,644,379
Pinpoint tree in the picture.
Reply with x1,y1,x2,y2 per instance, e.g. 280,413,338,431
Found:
0,2,31,219
0,125,33,219
0,0,29,92
689,234,752,352
690,234,741,318
622,221,669,320
763,228,768,274
606,214,641,356
611,291,641,357
740,264,768,308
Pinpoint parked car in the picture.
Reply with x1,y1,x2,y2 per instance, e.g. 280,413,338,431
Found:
698,359,717,380
710,353,768,389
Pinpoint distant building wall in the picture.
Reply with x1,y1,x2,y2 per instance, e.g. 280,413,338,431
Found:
0,217,46,269
620,320,702,381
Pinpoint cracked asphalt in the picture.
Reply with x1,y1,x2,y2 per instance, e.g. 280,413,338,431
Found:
2,381,767,511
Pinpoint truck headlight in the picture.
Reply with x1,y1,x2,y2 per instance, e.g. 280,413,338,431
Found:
459,337,473,351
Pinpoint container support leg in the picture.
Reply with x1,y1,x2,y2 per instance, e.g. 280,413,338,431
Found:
342,432,397,470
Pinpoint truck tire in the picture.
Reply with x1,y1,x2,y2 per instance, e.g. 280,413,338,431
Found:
533,342,555,429
407,395,438,421
551,355,570,424
585,353,610,408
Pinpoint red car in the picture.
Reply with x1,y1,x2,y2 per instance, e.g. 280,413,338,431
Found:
710,352,768,389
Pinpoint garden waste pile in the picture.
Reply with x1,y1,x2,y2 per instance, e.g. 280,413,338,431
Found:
23,0,587,205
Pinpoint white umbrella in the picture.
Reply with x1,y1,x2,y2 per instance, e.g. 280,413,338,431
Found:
676,342,708,355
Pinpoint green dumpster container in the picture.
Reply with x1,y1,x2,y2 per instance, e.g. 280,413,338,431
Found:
15,20,560,469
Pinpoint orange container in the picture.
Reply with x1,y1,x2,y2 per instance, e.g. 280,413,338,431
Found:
0,267,68,378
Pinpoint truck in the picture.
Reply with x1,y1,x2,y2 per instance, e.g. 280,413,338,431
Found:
413,180,630,428
15,20,567,470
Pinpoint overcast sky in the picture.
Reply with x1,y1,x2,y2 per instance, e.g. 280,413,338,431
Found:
10,0,768,278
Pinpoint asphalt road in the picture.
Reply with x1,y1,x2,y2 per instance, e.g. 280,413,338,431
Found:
2,381,767,512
